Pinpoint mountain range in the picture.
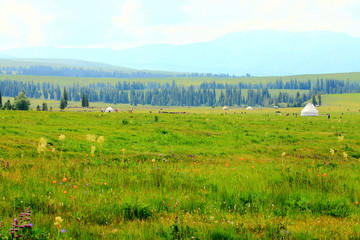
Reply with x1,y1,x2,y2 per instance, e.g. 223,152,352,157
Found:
1,30,360,76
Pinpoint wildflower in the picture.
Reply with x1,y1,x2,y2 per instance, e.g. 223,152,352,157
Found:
61,229,67,233
225,163,229,167
53,180,56,184
122,148,126,154
330,148,335,155
281,152,286,158
54,216,63,226
58,135,66,141
151,159,155,163
308,169,311,172
37,137,47,154
338,135,344,142
74,186,78,189
343,152,348,160
322,173,326,177
356,201,359,205
62,177,68,182
86,134,96,142
64,191,68,194
91,146,96,155
104,182,107,186
252,166,255,168
50,146,56,152
97,136,105,145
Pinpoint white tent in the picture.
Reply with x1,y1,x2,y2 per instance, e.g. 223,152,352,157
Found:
301,103,318,116
246,106,253,110
223,106,229,110
105,107,114,113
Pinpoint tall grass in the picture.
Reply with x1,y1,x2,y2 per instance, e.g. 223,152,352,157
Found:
0,108,360,239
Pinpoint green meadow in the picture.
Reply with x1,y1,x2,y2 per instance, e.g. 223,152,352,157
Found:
1,102,360,239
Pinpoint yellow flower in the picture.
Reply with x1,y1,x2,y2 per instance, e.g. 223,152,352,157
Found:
151,159,155,163
86,134,96,142
122,148,126,154
58,134,66,141
330,148,335,155
343,152,348,160
37,137,47,153
281,152,286,158
54,216,64,226
338,135,344,142
97,136,105,145
91,146,96,155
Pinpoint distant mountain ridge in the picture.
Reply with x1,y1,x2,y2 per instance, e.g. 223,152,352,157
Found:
1,30,360,76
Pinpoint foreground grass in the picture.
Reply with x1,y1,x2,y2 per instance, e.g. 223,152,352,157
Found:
0,109,360,239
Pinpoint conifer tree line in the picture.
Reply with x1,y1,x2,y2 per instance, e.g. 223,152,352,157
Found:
0,78,359,107
0,65,236,78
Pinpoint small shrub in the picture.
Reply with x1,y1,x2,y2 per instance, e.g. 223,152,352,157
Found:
210,229,235,240
121,202,152,220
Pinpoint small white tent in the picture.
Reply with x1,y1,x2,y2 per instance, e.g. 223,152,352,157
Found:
246,106,253,110
105,107,114,113
223,106,229,110
301,103,318,116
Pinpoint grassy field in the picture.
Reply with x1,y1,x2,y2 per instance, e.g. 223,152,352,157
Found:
1,71,360,88
0,105,360,239
322,93,360,108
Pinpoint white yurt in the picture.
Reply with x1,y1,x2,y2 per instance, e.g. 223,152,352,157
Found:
301,103,318,116
223,106,229,110
246,106,254,110
105,107,114,113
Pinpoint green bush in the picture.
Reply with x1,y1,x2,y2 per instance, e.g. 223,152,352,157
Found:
121,202,152,220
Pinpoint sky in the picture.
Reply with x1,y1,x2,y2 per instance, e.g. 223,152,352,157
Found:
0,0,359,51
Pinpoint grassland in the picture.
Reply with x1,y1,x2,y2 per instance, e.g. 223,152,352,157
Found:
0,105,360,239
1,71,360,88
322,93,360,108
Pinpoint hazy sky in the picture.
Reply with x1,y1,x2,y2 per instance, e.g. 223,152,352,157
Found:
0,0,359,50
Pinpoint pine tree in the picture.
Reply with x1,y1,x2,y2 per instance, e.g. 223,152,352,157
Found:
85,93,89,107
63,87,68,107
81,91,89,107
81,91,85,107
0,90,2,108
312,94,318,106
42,102,48,111
4,99,12,110
317,93,322,106
60,98,66,110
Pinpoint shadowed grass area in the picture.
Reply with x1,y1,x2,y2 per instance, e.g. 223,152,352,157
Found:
0,108,360,239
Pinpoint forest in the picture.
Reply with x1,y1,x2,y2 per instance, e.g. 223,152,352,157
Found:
0,77,359,107
0,65,238,78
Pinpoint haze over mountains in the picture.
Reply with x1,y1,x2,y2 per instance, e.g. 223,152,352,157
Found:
1,30,360,76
